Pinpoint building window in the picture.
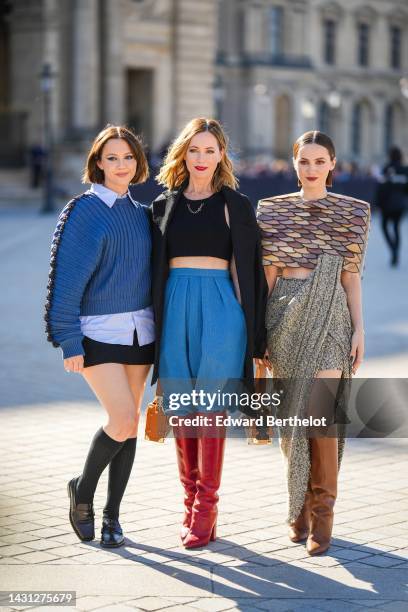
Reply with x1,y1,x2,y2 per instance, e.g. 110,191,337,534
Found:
390,25,402,69
319,101,330,134
323,19,336,65
352,103,362,155
357,23,370,67
236,6,245,53
269,6,284,56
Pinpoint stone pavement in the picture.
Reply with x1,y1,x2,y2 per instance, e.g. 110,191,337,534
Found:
0,207,407,612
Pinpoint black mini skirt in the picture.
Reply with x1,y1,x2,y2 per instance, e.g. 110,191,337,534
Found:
83,330,155,368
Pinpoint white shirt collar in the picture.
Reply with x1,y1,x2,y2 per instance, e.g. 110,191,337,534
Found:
89,183,139,208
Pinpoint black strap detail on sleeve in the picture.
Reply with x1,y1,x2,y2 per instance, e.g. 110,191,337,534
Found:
44,195,83,346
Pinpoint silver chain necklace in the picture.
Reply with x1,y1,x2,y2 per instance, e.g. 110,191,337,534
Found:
186,199,206,214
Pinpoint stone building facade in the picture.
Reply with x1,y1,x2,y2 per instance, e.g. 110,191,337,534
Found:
217,0,408,165
0,0,217,169
0,0,407,171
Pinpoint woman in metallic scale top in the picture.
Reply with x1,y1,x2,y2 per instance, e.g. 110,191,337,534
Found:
257,130,370,555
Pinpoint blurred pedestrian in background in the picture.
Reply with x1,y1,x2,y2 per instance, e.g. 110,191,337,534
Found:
29,143,45,188
375,146,408,267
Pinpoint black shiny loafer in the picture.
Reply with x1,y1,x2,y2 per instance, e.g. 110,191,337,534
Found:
67,477,95,542
100,517,125,548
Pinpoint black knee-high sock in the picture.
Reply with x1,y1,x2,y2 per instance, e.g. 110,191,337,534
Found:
103,437,137,520
76,428,125,504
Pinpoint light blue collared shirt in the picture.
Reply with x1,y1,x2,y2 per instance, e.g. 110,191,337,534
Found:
78,183,155,347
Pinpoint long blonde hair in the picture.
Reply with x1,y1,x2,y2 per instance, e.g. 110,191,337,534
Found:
156,117,238,191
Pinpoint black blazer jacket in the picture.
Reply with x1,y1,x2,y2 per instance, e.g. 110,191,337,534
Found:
150,181,268,385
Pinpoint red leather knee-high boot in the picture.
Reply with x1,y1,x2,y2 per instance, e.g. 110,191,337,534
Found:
183,433,225,549
174,434,198,541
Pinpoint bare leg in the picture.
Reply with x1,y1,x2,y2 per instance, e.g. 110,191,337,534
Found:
82,363,141,441
123,364,152,433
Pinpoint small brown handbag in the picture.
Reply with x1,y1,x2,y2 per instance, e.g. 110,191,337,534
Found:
144,396,171,443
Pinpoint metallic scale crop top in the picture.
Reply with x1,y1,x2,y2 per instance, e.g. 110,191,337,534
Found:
256,192,370,274
167,192,233,261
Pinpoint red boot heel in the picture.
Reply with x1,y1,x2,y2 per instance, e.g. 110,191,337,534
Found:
210,523,217,542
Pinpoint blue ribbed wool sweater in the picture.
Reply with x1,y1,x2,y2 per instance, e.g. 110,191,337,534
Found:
46,192,152,359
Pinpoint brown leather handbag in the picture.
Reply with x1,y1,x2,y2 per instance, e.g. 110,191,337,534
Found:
144,396,171,443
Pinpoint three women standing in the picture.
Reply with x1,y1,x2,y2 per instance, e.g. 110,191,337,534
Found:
257,130,370,555
46,121,370,557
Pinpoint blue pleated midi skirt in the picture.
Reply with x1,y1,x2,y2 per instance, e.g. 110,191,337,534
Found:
159,268,247,414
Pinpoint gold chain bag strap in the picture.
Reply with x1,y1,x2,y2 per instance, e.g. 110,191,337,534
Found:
144,396,171,443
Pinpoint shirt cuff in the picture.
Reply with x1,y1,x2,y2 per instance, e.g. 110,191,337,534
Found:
60,337,85,359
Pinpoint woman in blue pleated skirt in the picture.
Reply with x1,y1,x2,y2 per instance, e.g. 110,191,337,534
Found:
150,117,268,548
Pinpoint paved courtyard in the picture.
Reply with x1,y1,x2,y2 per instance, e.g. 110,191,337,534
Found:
0,207,407,611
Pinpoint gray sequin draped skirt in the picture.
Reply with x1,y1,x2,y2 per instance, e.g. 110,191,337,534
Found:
266,254,353,523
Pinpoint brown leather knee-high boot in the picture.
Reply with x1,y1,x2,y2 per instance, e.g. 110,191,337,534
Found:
288,486,312,542
307,436,338,555
174,435,198,541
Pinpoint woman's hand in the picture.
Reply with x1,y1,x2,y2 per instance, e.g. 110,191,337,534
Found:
64,355,84,373
254,350,272,372
350,329,364,375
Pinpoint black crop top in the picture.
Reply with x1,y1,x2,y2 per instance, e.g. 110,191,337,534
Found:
167,192,233,261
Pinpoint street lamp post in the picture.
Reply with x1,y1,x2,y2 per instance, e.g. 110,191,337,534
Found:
39,63,56,214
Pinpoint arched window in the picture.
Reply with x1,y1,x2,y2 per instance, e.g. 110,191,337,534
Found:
351,100,373,160
275,94,292,159
351,103,362,156
384,103,394,154
319,101,330,134
384,102,406,153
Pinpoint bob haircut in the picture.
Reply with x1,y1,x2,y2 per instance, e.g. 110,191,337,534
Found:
156,117,238,192
293,130,336,187
82,124,149,185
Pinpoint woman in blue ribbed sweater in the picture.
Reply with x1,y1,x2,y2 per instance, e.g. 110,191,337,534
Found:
45,125,153,548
